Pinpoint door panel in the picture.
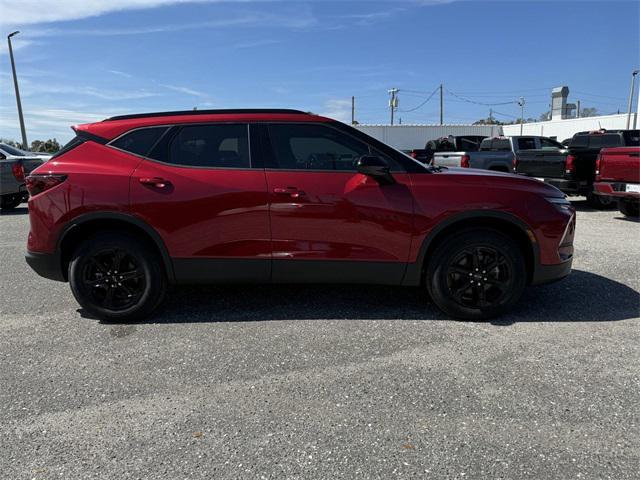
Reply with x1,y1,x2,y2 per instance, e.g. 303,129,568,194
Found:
265,170,414,283
129,123,271,282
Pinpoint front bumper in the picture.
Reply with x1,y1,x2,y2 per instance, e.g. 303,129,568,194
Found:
531,258,572,285
25,251,65,282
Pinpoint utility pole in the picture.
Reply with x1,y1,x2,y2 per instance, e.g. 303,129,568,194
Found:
8,31,28,150
489,108,493,124
626,69,639,129
439,83,444,125
576,100,580,118
388,88,399,125
351,96,355,125
518,97,525,135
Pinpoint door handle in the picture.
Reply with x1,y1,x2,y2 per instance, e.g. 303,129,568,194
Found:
273,187,305,198
139,177,171,188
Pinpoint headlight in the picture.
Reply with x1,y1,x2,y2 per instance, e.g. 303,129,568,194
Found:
545,196,573,211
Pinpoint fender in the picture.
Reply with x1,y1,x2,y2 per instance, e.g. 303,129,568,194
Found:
401,209,540,286
57,211,175,283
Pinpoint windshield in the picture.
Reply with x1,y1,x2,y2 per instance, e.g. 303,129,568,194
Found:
0,143,26,156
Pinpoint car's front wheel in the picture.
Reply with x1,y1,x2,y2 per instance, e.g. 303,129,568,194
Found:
426,229,527,320
69,233,167,322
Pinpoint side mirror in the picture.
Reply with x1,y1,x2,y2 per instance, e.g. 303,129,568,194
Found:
356,155,395,185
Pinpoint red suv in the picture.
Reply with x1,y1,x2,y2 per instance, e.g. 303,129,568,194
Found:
25,109,575,321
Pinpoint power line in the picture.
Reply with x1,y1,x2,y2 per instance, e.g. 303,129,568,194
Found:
573,90,627,101
446,88,519,106
398,86,439,112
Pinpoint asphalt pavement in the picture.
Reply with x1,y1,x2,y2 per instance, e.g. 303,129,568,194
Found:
1,199,638,479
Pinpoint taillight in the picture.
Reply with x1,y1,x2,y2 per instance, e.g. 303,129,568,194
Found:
512,156,518,171
595,154,601,178
11,161,25,182
460,154,470,168
565,154,576,174
25,174,67,197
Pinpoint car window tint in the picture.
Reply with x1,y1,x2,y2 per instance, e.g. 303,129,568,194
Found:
169,124,250,168
540,137,562,149
570,135,588,148
589,134,622,149
623,130,640,146
517,138,537,150
268,124,370,171
111,127,168,157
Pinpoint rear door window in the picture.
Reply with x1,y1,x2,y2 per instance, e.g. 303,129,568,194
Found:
168,124,250,168
517,138,537,150
589,134,622,149
110,127,168,157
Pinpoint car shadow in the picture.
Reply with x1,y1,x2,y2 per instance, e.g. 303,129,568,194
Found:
615,215,640,223
84,269,639,325
0,206,28,216
570,199,616,212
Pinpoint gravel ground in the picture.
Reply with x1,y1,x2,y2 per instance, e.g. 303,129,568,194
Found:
1,199,638,479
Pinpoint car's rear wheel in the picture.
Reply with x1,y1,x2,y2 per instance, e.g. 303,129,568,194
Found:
426,229,526,320
69,233,166,322
619,198,640,217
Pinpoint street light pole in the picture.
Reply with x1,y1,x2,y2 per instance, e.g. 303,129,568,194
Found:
626,69,639,130
518,97,525,135
8,31,28,150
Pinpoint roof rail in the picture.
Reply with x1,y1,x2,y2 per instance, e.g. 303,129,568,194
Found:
104,108,310,122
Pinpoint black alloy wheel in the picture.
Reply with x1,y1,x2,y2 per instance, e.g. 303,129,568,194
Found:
69,233,166,322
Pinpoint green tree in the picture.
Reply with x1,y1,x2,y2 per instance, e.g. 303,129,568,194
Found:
580,107,599,118
30,138,61,153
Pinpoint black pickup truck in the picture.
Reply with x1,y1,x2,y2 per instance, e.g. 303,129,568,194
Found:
516,129,640,208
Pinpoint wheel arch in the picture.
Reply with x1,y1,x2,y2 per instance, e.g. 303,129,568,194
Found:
58,212,175,283
402,211,539,286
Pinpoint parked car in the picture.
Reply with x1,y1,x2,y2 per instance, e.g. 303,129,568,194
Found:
593,146,640,217
0,143,46,210
434,135,563,173
25,109,575,322
409,135,487,164
516,129,640,208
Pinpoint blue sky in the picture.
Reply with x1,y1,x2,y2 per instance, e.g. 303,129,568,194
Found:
1,0,639,143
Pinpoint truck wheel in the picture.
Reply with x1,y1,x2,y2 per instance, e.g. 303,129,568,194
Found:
619,198,640,217
1,194,22,210
586,192,614,209
426,229,526,321
68,233,167,322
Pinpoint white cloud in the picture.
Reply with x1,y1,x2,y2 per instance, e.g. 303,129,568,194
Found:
107,69,133,78
1,0,219,25
319,99,352,123
159,83,208,97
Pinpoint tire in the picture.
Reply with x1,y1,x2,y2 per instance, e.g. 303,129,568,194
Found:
426,228,527,321
68,232,167,322
619,198,640,217
1,194,22,210
586,191,614,209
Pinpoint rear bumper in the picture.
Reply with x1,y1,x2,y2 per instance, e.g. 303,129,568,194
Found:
544,178,588,195
531,258,572,286
25,251,65,282
594,181,640,199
